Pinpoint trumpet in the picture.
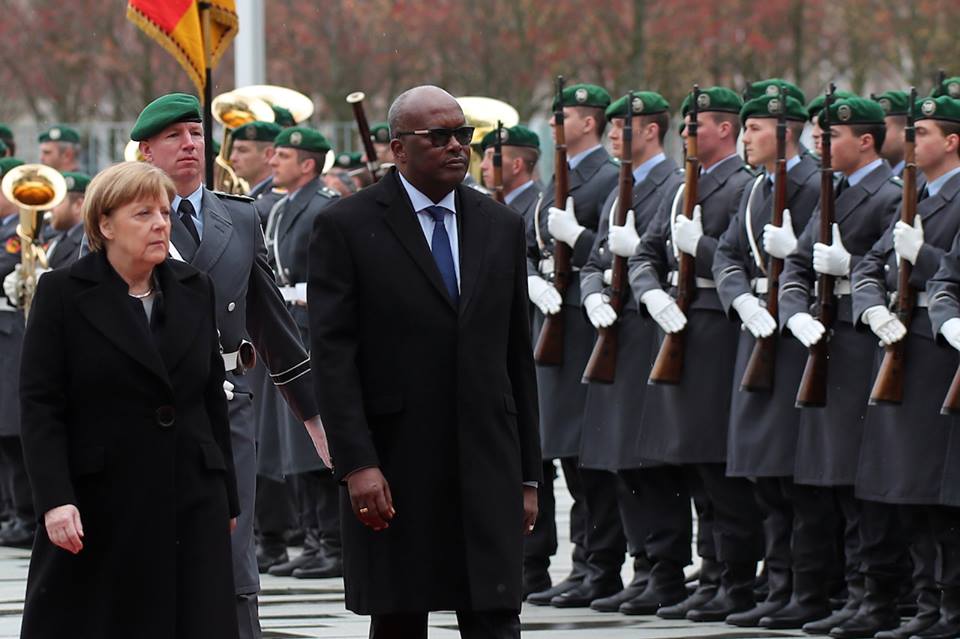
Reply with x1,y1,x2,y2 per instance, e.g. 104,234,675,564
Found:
211,91,275,194
0,164,66,317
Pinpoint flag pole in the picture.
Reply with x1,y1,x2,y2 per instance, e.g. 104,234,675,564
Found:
199,1,214,186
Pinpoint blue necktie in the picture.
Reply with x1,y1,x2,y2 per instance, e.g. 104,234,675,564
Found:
425,206,459,305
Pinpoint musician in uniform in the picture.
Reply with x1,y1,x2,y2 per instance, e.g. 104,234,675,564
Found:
854,94,960,639
259,127,343,580
778,96,902,634
712,94,821,627
478,125,542,225
627,86,759,622
130,93,331,639
0,125,15,157
578,91,691,615
873,91,911,177
37,125,82,173
524,83,620,607
230,120,282,203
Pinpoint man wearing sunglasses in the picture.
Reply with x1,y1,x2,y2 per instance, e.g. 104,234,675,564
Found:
308,85,540,639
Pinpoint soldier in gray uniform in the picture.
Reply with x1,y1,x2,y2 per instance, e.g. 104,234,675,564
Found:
628,86,760,622
130,93,331,639
524,83,620,607
851,94,960,639
231,120,283,227
712,95,821,627
259,127,343,580
578,91,691,616
778,96,902,634
873,91,911,178
43,171,90,270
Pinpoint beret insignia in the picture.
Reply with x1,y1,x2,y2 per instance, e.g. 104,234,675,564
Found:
290,131,303,146
949,82,960,98
697,93,711,109
837,104,852,121
922,99,937,116
631,96,644,114
879,98,892,114
575,88,588,103
768,98,782,114
49,128,61,141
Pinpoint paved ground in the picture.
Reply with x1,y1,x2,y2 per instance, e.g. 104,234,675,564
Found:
0,470,811,638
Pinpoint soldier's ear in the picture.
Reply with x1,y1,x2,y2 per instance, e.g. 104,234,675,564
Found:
140,141,152,163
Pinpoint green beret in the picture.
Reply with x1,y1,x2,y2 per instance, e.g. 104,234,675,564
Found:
61,171,91,193
915,96,960,124
274,126,331,154
931,77,960,99
0,158,24,178
680,87,743,117
271,105,296,128
211,138,221,155
370,122,391,144
553,83,611,110
480,125,541,152
38,125,80,144
130,93,202,141
745,79,806,105
872,91,910,116
0,125,12,145
806,90,857,121
234,120,282,143
605,91,670,121
817,97,885,128
336,151,364,169
740,95,808,123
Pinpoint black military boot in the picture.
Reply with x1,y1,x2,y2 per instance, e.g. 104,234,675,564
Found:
526,573,583,606
911,587,960,639
802,576,865,635
828,576,901,638
550,573,623,608
522,560,552,601
256,533,289,574
761,571,833,629
620,559,688,616
727,564,791,627
268,528,321,577
657,558,721,619
590,556,650,612
686,561,756,622
875,583,940,639
293,534,343,579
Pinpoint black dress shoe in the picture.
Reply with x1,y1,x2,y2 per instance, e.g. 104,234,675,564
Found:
761,600,833,629
0,520,35,548
526,578,582,606
292,554,343,579
726,599,790,627
802,606,859,635
590,584,646,613
268,551,319,577
657,583,719,619
523,572,551,600
908,617,960,639
551,581,622,608
875,602,941,638
620,581,688,616
828,610,900,638
686,588,754,622
257,547,289,574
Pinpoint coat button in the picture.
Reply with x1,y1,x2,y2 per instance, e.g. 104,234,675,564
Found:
227,302,236,312
884,264,891,272
155,405,176,429
599,247,605,255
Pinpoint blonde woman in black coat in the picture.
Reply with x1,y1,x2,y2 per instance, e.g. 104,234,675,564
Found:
19,161,240,639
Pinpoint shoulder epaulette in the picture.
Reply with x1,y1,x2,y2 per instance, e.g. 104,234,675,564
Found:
467,181,492,196
889,176,904,188
316,186,339,199
608,157,621,167
213,190,255,203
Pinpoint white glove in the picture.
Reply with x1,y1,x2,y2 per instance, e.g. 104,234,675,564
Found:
304,415,333,468
547,196,584,246
893,216,923,265
603,269,612,285
641,289,687,334
763,208,798,258
527,275,562,315
673,204,704,256
608,209,641,257
2,265,20,306
222,379,235,401
862,305,907,346
941,317,960,352
584,293,617,328
732,293,777,338
787,312,826,347
813,223,851,276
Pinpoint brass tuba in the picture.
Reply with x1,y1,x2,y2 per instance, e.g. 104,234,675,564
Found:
456,96,519,186
1,164,66,317
211,91,276,194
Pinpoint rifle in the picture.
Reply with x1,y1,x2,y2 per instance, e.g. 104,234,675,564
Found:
741,86,789,392
493,120,505,204
649,85,700,385
870,87,918,405
795,84,837,407
582,92,636,383
346,91,383,180
533,76,571,366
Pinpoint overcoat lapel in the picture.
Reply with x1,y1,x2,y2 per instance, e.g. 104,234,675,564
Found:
455,186,489,317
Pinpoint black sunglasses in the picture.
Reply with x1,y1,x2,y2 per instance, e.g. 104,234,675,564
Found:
396,126,475,148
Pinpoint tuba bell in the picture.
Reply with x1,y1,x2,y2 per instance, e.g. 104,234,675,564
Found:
211,90,276,194
456,96,519,187
0,164,67,317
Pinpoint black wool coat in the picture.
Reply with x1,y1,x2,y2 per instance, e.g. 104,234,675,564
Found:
19,251,239,639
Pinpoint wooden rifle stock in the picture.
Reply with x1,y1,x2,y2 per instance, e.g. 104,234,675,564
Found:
493,120,505,204
534,76,571,365
583,93,635,383
741,88,789,392
796,85,837,407
871,88,918,405
346,91,383,181
649,85,700,385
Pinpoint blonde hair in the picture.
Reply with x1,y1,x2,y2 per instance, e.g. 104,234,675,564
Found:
83,162,175,251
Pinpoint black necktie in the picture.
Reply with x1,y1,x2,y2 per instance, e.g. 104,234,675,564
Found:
919,186,930,202
178,199,201,246
835,177,849,199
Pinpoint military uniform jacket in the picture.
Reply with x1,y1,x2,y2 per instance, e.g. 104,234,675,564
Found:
526,146,619,459
508,180,543,227
251,178,285,229
578,156,683,470
853,172,960,504
45,223,84,270
779,162,901,486
0,213,24,437
257,176,338,476
627,154,756,465
713,154,820,477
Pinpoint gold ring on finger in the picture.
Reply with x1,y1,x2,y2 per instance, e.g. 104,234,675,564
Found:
359,507,369,514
